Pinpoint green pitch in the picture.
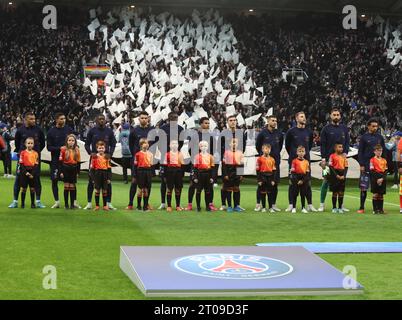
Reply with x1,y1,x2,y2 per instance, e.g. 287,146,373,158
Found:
0,168,401,300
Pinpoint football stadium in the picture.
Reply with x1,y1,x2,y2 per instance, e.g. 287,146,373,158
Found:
0,0,402,302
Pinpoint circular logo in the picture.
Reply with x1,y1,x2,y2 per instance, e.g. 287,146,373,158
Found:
172,253,293,280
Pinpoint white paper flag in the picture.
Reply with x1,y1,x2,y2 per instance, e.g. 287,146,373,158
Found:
161,107,172,121
151,111,162,126
209,118,217,131
90,79,98,95
83,77,92,88
178,112,189,126
236,113,245,126
195,107,208,119
267,107,273,116
226,105,236,117
185,116,196,129
145,104,154,116
136,83,147,107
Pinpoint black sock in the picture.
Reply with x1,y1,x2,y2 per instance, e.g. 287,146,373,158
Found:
21,191,26,207
261,193,266,208
292,187,298,208
14,178,20,201
167,192,172,207
102,193,108,207
205,191,210,208
72,188,77,203
188,184,195,204
372,199,378,212
129,183,137,206
288,184,293,205
272,186,278,205
379,199,384,211
95,193,100,206
137,196,142,209
360,191,367,210
268,192,274,209
161,181,166,204
306,187,312,205
52,180,59,201
301,192,306,208
196,191,201,209
175,190,181,208
332,196,337,209
70,190,75,208
30,191,35,206
338,197,344,209
234,191,240,207
36,179,42,200
256,186,261,204
64,189,69,208
107,184,112,203
292,196,297,208
87,182,94,203
221,189,227,206
144,195,149,210
210,187,214,203
226,191,232,207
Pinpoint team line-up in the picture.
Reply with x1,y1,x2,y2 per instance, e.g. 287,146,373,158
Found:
2,108,402,214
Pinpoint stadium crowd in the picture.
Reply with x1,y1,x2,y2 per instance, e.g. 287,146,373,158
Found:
0,5,400,144
0,5,401,215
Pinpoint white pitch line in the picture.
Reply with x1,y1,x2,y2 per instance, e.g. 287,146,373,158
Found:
312,189,400,208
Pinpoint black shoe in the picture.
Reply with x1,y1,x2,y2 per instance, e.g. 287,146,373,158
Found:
21,204,25,209
31,204,36,209
70,206,75,210
197,207,202,212
124,180,128,184
206,207,211,212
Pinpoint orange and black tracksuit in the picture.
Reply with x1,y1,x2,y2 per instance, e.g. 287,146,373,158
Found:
328,153,348,192
19,149,39,208
134,150,153,210
256,155,276,209
370,156,388,212
193,152,215,210
222,149,244,208
59,146,81,208
290,157,310,209
91,153,111,207
328,153,348,209
163,151,185,208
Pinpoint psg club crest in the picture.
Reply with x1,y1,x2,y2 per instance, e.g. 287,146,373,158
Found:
172,253,293,280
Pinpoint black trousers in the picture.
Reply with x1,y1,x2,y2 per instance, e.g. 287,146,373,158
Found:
121,157,132,181
1,151,12,174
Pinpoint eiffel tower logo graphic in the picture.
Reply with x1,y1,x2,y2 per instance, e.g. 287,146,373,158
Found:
210,258,264,273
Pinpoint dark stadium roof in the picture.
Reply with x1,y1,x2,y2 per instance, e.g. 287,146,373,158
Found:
9,0,402,16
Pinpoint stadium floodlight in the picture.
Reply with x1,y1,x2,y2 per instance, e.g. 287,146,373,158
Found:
8,2,13,5
249,9,254,12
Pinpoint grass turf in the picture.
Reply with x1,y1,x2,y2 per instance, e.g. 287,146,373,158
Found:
0,170,401,300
